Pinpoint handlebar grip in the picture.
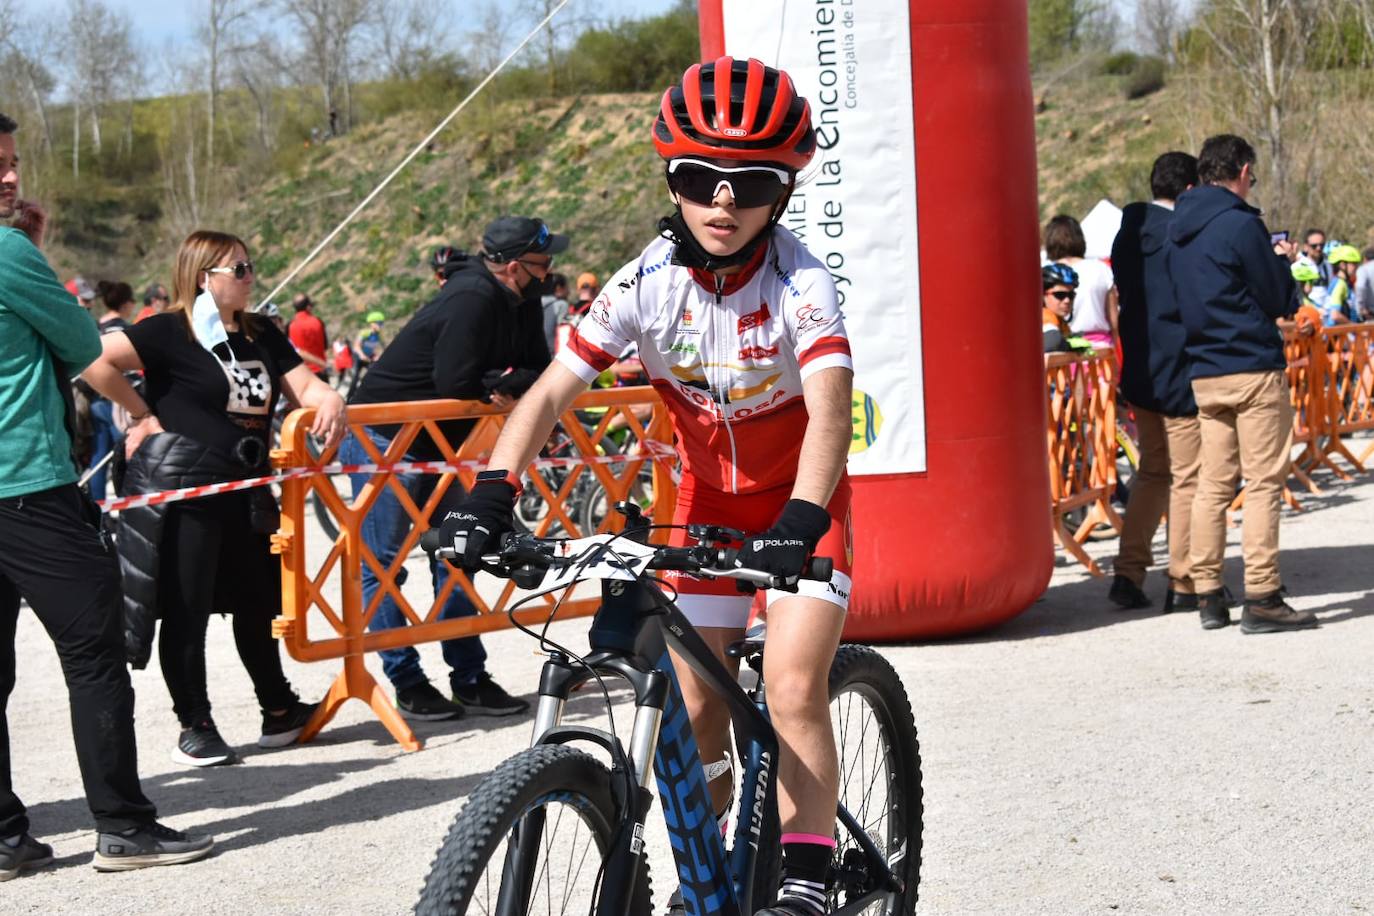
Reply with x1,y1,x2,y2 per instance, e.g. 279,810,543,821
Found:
420,529,443,554
805,556,833,582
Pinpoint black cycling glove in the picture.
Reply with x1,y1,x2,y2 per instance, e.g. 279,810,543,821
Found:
734,498,832,591
435,475,519,570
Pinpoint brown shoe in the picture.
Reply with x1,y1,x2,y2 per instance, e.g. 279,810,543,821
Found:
1240,592,1318,634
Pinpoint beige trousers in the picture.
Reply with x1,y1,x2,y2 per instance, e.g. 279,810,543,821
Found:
1188,370,1294,597
1113,406,1202,592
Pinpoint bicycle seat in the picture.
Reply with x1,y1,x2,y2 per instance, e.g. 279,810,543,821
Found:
724,622,767,661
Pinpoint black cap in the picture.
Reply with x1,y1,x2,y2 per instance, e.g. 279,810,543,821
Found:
481,216,569,263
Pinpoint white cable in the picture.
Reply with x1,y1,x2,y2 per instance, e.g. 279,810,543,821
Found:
259,0,575,308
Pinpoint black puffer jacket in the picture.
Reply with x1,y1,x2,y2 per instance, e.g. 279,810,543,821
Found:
117,431,261,669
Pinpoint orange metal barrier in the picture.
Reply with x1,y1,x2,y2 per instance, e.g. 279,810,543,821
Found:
1045,350,1122,575
1316,324,1374,472
272,387,676,750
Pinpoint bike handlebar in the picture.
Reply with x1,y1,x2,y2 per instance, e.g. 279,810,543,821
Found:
420,529,833,589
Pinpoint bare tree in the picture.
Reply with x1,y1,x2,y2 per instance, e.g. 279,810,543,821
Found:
373,0,432,81
230,33,289,152
1195,0,1329,225
63,0,134,162
1136,0,1182,61
280,0,370,134
0,15,60,158
201,0,261,173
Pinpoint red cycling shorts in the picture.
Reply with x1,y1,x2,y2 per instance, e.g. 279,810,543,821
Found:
660,475,854,629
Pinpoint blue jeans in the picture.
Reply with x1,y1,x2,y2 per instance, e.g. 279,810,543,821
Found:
87,399,116,499
341,430,486,691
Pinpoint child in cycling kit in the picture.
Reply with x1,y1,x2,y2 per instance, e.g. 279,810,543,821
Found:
441,58,854,916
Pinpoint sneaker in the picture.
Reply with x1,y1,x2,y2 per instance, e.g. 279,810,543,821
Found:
397,681,464,722
1108,575,1150,610
0,833,53,881
259,701,319,749
452,673,530,717
92,821,214,872
665,886,685,915
1240,592,1319,635
1197,590,1230,630
171,720,238,767
1162,589,1198,614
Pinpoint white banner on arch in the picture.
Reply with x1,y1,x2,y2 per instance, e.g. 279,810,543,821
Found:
715,0,926,474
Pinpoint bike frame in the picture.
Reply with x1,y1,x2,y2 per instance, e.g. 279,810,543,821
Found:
499,521,902,916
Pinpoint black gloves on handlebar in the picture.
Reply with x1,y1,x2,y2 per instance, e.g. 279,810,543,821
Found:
436,476,519,570
735,498,832,592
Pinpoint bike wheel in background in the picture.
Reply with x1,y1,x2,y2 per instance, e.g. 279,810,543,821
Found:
415,744,651,915
828,645,922,915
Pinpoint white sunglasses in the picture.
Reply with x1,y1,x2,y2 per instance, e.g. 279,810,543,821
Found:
666,158,793,208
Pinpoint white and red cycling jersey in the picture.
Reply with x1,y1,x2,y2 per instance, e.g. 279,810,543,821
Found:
556,229,852,496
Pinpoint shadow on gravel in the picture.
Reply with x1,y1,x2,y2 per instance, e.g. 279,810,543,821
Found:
23,760,482,856
946,544,1372,643
195,774,482,853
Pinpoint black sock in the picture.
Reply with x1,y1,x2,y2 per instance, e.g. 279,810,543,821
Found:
778,839,833,913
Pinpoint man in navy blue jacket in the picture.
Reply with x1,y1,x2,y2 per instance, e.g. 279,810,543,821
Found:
1169,134,1315,634
1108,152,1204,614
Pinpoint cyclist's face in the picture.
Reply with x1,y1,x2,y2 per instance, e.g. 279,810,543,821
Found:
673,177,775,259
1045,285,1075,319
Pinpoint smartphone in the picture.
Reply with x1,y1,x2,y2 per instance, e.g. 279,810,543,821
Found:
1270,230,1290,245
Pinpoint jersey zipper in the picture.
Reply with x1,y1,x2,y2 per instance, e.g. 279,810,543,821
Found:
713,274,740,494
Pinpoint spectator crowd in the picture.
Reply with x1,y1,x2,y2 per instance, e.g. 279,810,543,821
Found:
0,106,638,881
1042,133,1369,635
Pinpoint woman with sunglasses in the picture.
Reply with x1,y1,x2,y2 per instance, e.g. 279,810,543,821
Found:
82,230,346,766
438,58,856,916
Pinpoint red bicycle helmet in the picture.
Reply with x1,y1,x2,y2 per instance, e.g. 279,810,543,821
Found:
653,57,816,171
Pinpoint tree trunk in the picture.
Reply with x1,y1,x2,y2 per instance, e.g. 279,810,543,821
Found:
27,79,53,157
89,108,102,155
72,98,80,179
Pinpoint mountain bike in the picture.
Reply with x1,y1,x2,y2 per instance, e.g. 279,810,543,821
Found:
414,504,922,915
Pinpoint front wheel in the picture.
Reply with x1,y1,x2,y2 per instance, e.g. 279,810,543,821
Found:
828,645,922,915
415,744,652,915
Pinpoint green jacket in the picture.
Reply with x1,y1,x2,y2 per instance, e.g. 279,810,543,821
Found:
0,227,102,499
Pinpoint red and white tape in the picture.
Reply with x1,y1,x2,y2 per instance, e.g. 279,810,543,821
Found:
99,442,677,513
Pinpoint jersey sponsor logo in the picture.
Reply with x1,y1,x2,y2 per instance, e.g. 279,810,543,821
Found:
616,252,673,292
738,344,779,361
770,252,803,299
681,306,693,327
589,295,614,333
222,360,272,415
795,304,826,325
669,341,698,355
737,301,771,334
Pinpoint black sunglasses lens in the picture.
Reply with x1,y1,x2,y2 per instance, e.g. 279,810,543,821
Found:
1051,291,1075,301
233,261,253,279
670,165,786,208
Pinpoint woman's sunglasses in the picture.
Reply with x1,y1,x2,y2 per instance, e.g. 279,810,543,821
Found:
207,260,255,280
1049,290,1076,301
666,158,792,209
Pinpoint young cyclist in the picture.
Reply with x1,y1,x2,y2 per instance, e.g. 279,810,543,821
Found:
438,58,854,916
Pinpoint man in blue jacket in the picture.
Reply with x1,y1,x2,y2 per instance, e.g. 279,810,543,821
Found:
1169,134,1315,634
1108,152,1204,614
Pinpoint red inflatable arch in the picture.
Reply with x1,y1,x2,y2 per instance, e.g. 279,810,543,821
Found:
700,0,1051,640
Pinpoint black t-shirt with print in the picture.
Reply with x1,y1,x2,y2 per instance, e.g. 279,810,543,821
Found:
124,312,301,463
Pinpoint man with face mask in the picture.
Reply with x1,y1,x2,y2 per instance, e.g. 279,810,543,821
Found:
341,216,563,721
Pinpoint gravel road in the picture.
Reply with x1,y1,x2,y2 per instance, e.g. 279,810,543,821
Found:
6,459,1372,915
